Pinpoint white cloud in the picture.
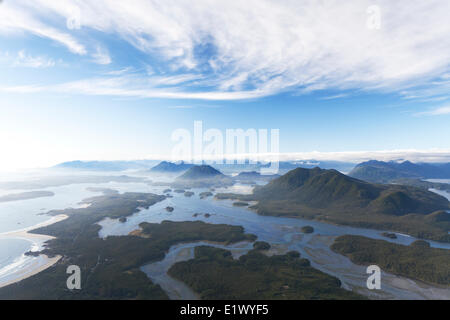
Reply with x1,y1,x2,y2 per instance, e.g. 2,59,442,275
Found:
0,3,86,55
13,50,55,68
91,46,112,65
280,150,450,164
0,75,273,100
416,105,450,116
319,94,350,100
2,1,450,100
167,149,450,164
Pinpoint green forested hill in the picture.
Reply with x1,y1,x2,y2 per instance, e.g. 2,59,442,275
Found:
217,167,450,242
253,167,448,216
332,235,450,286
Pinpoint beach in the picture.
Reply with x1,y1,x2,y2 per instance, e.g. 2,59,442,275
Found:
0,214,68,288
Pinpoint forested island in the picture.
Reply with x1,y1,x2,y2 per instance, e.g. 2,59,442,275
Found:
168,246,364,300
331,235,450,286
0,191,54,203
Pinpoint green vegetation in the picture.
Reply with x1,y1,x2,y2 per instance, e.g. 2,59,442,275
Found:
253,241,271,250
233,171,279,183
0,192,256,300
381,232,397,239
216,168,450,242
411,240,431,248
331,235,450,286
233,201,249,207
0,191,54,203
184,191,195,197
150,161,193,173
174,165,233,188
168,246,364,300
199,191,213,199
391,178,450,192
301,226,314,234
86,187,119,195
178,165,223,180
349,160,450,183
139,221,256,245
215,193,253,201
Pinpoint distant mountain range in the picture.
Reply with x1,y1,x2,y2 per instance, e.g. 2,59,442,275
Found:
215,160,355,174
54,160,160,171
349,160,450,183
233,171,280,182
149,161,194,173
52,159,355,174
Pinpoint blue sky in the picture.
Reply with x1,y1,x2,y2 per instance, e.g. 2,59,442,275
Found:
1,0,450,170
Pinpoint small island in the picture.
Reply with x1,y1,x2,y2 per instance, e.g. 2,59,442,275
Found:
301,226,314,234
165,206,174,212
381,232,397,239
199,191,213,199
411,240,431,248
233,201,249,207
0,191,55,203
86,187,119,195
184,191,195,197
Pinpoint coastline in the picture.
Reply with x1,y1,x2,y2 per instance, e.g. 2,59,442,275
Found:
0,214,68,289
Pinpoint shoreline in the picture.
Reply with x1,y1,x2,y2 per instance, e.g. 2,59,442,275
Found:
0,255,62,289
0,214,68,289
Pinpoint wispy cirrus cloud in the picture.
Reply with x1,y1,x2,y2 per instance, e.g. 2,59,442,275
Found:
0,50,56,68
0,2,86,55
0,75,272,100
415,105,450,116
14,50,55,68
2,0,450,101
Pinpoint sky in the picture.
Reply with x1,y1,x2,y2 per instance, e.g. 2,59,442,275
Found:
1,0,450,171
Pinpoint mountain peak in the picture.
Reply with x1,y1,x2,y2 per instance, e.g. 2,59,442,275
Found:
150,161,193,173
177,165,224,180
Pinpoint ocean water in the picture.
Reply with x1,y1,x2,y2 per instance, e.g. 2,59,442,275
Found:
0,239,32,274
